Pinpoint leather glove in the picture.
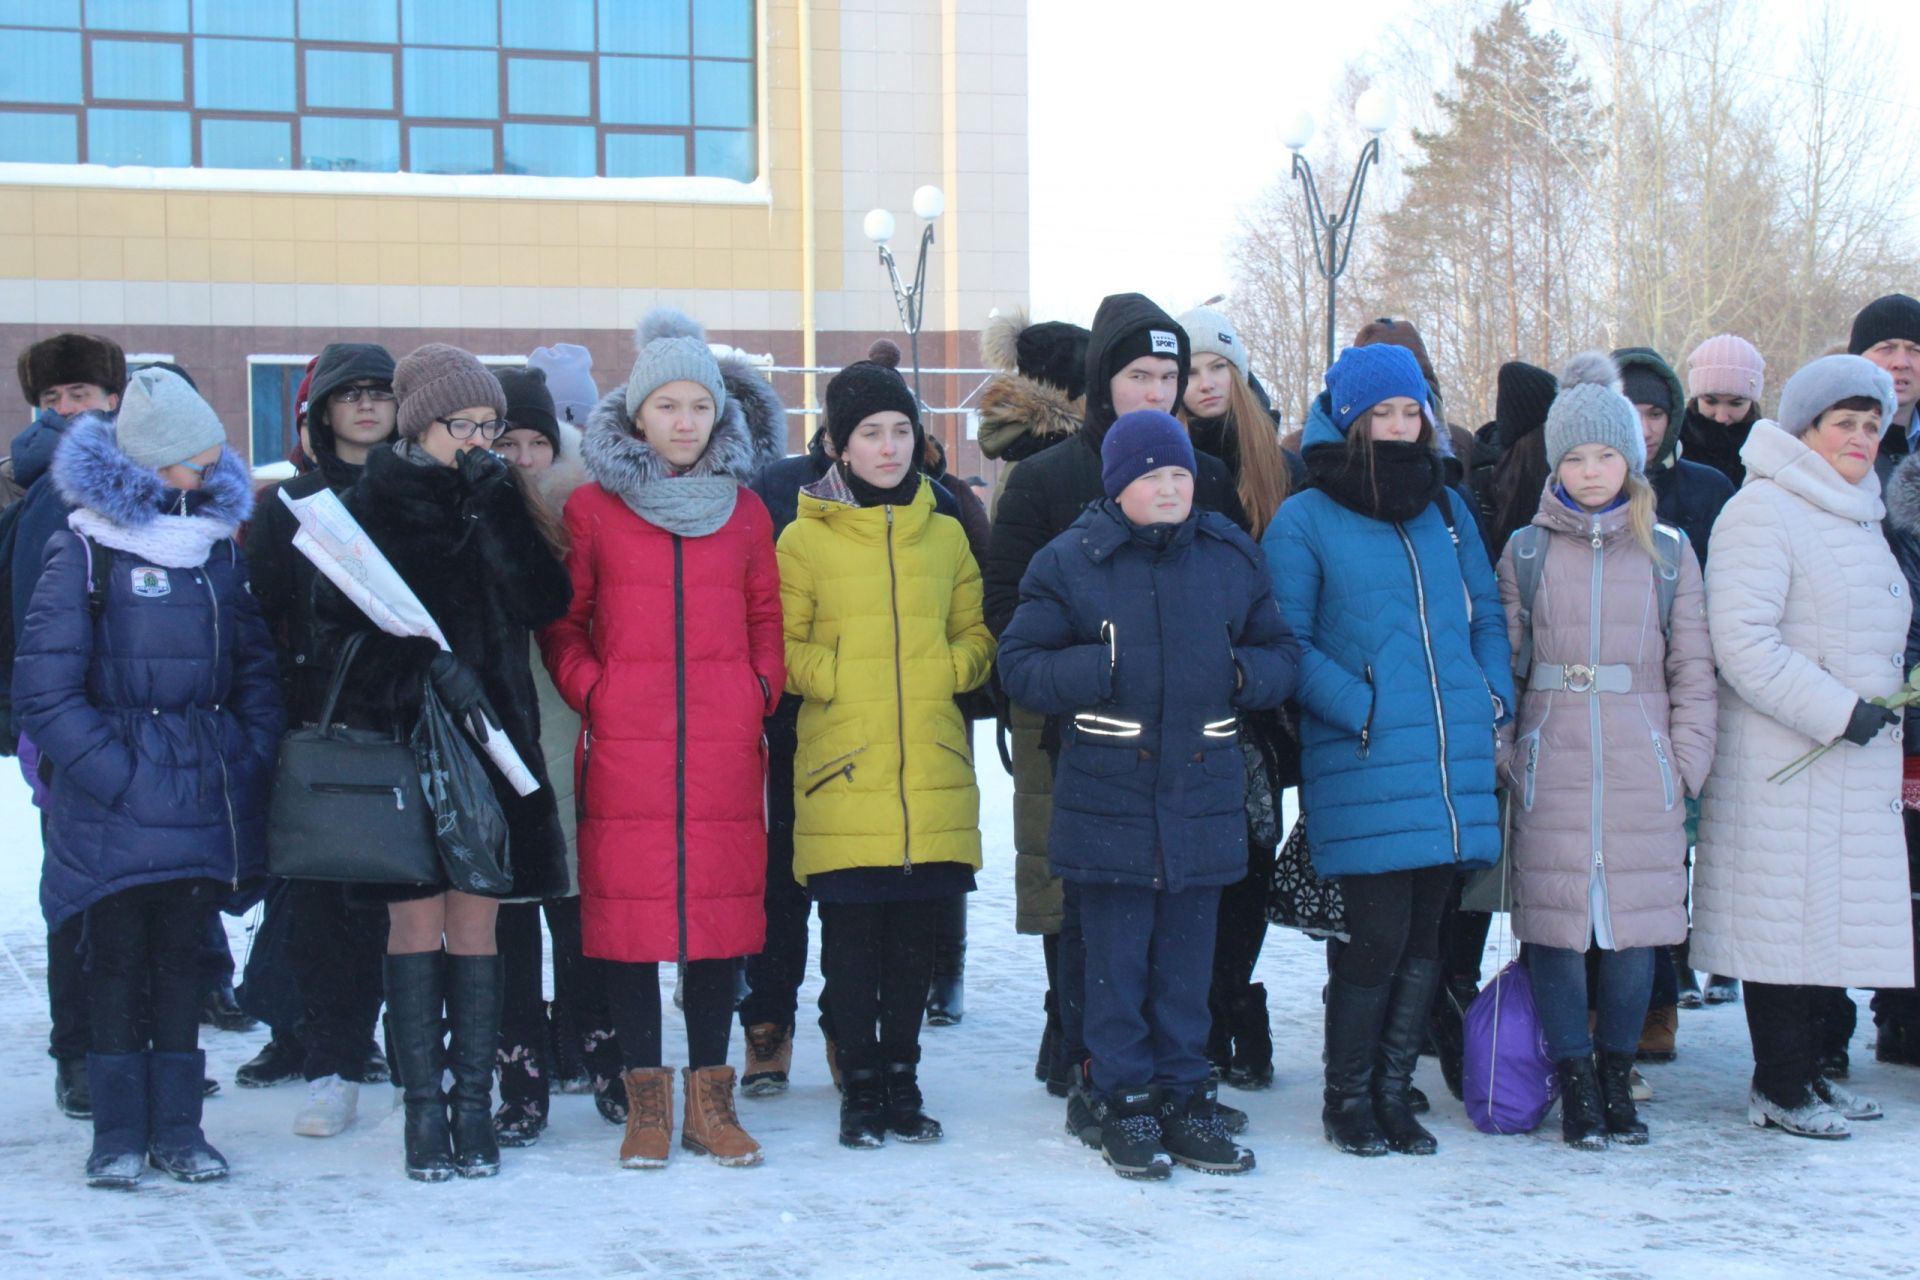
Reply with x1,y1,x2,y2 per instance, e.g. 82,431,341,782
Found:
456,442,512,503
428,651,502,739
1841,699,1899,747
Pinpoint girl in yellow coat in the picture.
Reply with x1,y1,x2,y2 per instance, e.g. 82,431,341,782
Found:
777,360,995,1150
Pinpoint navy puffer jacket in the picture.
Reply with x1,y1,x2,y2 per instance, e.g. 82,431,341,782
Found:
16,418,283,928
997,501,1300,890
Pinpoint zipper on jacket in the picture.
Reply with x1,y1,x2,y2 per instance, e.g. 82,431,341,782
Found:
312,781,408,809
673,536,690,960
1359,664,1376,759
1393,525,1460,858
578,688,595,826
1651,731,1676,810
1588,520,1606,880
885,506,912,873
805,762,855,796
205,560,240,888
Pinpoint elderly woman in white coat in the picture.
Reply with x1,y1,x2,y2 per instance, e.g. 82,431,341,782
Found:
1694,354,1916,1140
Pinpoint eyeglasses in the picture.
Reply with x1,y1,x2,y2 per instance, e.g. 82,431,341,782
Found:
438,416,506,441
172,448,223,475
332,385,395,404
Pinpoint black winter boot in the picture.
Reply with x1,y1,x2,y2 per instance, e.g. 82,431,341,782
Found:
1556,1055,1608,1150
234,1032,304,1088
926,894,967,1026
56,1055,92,1118
882,1049,942,1143
1158,1080,1254,1174
1597,1051,1649,1145
1064,1059,1101,1149
84,1053,147,1188
147,1050,229,1182
1094,1085,1171,1180
1226,983,1274,1090
1322,975,1392,1156
838,1061,887,1150
584,1027,627,1123
493,1039,547,1147
445,954,503,1178
1374,960,1442,1155
384,951,454,1182
1430,977,1478,1101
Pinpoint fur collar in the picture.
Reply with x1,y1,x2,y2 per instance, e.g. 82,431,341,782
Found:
715,350,788,466
529,420,590,514
51,414,253,530
976,372,1083,461
1885,451,1920,534
582,382,763,498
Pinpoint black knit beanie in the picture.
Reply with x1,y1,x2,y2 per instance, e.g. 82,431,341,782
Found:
494,365,561,452
825,359,921,454
1850,294,1920,355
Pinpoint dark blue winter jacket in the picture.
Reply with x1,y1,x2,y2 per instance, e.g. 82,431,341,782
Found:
1262,399,1513,879
15,419,284,928
3,408,96,744
997,501,1300,890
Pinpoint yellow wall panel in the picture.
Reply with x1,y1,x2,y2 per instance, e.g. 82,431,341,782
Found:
535,245,578,286
498,202,542,246
165,194,210,240
0,233,33,277
499,248,542,288
75,237,123,281
417,242,461,285
209,242,253,283
166,238,210,281
34,234,79,279
0,189,33,233
654,206,695,249
293,199,337,243
251,240,299,283
377,199,420,244
615,246,655,287
207,195,251,242
692,248,733,289
458,243,502,287
377,242,420,286
615,206,658,247
538,207,580,247
458,202,500,246
293,242,337,284
121,237,169,281
336,246,385,285
335,199,385,244
577,247,617,286
577,204,616,247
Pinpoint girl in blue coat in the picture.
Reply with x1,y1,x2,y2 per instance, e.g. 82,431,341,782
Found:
999,410,1299,1180
1262,345,1513,1159
15,368,284,1188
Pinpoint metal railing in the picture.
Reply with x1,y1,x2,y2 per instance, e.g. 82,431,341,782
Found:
762,365,994,419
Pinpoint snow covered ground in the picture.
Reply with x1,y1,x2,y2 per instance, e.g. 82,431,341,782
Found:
1,764,1916,1280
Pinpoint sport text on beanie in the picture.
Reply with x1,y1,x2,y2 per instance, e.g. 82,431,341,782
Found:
1543,352,1645,473
116,367,226,471
1101,409,1196,499
394,343,510,439
1686,334,1765,403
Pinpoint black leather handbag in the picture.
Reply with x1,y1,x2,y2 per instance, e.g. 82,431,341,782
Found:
268,632,439,885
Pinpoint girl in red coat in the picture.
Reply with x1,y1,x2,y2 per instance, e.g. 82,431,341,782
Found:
542,310,785,1169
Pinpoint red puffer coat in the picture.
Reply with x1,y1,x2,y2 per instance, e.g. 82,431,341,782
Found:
542,386,785,964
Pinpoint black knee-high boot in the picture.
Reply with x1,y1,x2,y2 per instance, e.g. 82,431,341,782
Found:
1373,960,1442,1155
445,954,503,1178
385,951,453,1182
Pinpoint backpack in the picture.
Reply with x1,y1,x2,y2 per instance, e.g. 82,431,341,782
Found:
1508,522,1685,682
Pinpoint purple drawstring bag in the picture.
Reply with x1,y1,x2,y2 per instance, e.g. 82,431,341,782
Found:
1461,957,1557,1134
17,733,49,810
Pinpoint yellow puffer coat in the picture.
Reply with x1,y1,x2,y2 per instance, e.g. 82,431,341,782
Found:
778,473,996,883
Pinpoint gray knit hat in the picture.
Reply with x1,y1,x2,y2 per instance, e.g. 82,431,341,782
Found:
394,343,508,439
1177,305,1248,378
1543,352,1645,473
1776,354,1897,438
627,307,727,422
117,366,224,470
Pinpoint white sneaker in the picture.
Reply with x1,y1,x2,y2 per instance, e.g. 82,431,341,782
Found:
293,1075,359,1137
1747,1087,1849,1139
1629,1067,1653,1102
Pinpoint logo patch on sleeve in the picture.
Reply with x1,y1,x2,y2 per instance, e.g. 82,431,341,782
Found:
1149,330,1179,355
131,567,171,598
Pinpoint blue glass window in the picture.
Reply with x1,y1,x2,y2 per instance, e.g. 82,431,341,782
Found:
693,0,752,58
502,0,590,52
401,0,495,49
692,127,750,180
295,0,394,43
305,48,392,111
201,117,290,168
302,114,398,171
0,28,80,102
92,39,184,102
408,123,492,174
599,0,687,56
601,55,686,126
83,0,187,32
0,108,76,160
193,0,291,37
0,1,80,26
692,59,749,127
403,47,496,119
87,106,190,165
503,122,593,176
604,130,681,177
194,37,294,111
508,57,588,118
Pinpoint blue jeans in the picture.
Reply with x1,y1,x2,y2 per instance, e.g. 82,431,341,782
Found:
1078,882,1220,1097
1527,944,1654,1060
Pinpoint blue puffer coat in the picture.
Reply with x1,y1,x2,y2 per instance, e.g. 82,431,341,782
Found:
15,418,283,928
998,501,1300,890
1263,399,1514,878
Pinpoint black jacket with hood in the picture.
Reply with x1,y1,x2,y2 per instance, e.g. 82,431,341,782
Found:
1614,346,1735,567
982,293,1247,636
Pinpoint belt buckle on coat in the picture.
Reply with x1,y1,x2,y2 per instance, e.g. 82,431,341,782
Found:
1563,663,1596,693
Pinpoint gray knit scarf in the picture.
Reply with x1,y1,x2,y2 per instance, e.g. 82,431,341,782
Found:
624,475,739,537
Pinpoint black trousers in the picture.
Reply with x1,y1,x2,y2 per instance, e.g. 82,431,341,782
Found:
740,709,817,1032
1210,836,1277,999
47,911,89,1060
1745,980,1824,1106
818,898,939,1068
86,879,222,1055
1334,864,1455,988
1871,807,1920,1029
290,879,387,1080
539,895,611,1051
606,959,734,1071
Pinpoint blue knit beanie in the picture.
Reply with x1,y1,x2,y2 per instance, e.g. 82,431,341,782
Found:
1101,409,1196,499
1325,344,1429,434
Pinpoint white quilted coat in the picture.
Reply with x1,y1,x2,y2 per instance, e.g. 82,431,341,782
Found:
1693,421,1915,988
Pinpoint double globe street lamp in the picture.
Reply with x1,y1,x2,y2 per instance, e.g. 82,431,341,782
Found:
863,184,945,404
1282,88,1396,365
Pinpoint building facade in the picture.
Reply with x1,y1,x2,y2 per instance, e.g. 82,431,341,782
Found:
0,0,1029,469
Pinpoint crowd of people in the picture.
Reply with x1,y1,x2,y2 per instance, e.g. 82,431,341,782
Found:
2,286,1916,1188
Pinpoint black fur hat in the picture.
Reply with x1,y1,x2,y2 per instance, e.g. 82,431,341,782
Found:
18,332,127,407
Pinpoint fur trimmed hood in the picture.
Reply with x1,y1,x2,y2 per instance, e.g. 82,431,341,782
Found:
529,419,590,514
976,371,1083,462
1885,451,1920,535
51,414,253,530
982,308,1027,373
582,380,761,496
628,309,786,469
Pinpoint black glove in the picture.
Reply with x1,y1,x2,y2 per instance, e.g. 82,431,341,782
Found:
456,442,512,503
1841,699,1899,747
428,651,501,738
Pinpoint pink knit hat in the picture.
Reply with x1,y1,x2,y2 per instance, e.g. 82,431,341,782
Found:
1685,334,1765,402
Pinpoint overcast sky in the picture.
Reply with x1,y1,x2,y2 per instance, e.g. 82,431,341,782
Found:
1024,0,1920,326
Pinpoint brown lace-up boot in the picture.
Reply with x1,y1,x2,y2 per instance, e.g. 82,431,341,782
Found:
618,1067,673,1168
681,1066,763,1167
742,1024,793,1098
